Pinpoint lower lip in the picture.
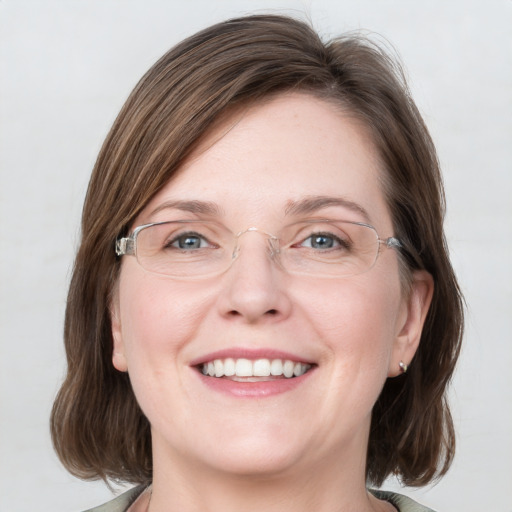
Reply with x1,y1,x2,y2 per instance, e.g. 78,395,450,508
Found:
195,369,314,398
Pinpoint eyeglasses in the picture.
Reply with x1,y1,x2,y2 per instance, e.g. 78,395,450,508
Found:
115,219,402,279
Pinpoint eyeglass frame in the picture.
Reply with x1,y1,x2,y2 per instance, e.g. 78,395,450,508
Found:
115,219,403,279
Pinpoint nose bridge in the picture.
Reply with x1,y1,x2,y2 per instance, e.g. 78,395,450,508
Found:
220,226,291,323
232,227,280,261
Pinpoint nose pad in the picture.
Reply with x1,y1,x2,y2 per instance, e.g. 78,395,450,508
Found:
220,227,291,323
231,227,281,266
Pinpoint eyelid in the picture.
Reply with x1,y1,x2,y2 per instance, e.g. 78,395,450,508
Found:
137,219,374,243
298,233,344,248
167,232,213,250
164,224,221,242
284,219,353,235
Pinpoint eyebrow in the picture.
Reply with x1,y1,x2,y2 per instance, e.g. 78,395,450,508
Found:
284,195,371,223
148,196,370,223
149,200,222,218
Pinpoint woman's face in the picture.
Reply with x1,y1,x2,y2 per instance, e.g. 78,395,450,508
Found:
111,93,431,479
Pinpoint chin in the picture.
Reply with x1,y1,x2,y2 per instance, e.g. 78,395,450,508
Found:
180,420,309,477
202,444,304,478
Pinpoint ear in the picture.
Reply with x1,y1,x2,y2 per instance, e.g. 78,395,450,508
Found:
389,270,434,377
110,299,128,372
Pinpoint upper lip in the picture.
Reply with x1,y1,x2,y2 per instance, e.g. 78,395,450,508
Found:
189,348,315,366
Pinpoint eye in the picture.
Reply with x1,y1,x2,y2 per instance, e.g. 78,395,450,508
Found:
167,232,211,250
300,232,347,250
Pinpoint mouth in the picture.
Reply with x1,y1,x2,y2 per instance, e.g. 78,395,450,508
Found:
198,357,313,381
191,349,316,397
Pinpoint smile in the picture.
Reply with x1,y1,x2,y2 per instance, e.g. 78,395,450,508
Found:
201,358,312,379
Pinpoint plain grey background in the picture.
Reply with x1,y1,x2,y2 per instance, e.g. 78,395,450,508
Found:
1,1,511,510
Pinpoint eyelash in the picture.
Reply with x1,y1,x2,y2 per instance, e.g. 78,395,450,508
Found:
165,232,213,250
164,230,350,252
297,232,349,250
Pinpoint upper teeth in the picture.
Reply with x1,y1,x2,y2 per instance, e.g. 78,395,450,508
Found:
201,358,311,378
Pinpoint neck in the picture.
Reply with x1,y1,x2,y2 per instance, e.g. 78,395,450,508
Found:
147,438,389,512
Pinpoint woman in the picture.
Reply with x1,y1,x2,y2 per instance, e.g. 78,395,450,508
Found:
51,14,463,512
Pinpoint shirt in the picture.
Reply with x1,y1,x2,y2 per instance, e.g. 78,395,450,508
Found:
84,485,437,512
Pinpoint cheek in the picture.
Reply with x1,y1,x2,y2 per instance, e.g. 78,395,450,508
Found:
117,271,215,366
298,275,402,370
115,271,220,423
289,274,404,436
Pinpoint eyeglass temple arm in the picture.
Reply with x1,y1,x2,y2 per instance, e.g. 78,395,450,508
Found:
115,237,135,256
384,237,402,249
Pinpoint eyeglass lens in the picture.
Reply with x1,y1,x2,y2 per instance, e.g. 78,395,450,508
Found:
130,220,383,278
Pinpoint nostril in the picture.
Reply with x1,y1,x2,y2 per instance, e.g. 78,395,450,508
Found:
228,309,277,317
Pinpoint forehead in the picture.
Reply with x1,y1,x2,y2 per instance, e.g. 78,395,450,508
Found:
140,93,392,231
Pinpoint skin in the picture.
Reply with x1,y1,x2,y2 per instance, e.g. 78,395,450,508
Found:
111,93,433,512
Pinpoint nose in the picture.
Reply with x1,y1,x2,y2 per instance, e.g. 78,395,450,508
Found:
217,228,292,323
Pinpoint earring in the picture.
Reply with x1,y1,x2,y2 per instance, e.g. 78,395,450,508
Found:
399,361,408,373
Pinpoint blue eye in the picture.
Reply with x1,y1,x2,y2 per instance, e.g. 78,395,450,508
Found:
301,233,343,250
169,233,209,250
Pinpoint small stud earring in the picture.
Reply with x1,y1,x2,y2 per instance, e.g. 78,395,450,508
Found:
399,361,408,373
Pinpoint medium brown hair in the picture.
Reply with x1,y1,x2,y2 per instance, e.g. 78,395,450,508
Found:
51,14,464,487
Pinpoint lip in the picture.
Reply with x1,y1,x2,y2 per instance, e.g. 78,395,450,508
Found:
190,348,316,399
195,366,315,398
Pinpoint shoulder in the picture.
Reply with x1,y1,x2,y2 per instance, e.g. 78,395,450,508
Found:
83,486,435,512
82,485,147,512
369,489,437,512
